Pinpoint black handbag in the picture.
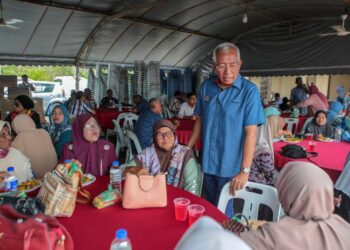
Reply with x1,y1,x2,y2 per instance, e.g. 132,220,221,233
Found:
0,196,45,216
281,144,318,159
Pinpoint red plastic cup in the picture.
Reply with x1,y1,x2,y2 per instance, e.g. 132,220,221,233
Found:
188,204,205,226
305,133,313,141
174,198,190,221
308,141,317,151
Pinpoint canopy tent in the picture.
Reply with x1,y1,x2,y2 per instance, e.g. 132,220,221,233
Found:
0,0,349,75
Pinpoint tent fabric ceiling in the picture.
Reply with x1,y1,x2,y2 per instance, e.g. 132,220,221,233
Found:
0,0,349,75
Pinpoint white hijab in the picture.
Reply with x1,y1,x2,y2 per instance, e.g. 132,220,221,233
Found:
256,122,274,161
176,216,251,250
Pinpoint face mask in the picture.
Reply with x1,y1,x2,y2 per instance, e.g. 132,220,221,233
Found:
345,117,350,129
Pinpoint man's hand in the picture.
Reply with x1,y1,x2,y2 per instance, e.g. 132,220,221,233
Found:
230,172,249,196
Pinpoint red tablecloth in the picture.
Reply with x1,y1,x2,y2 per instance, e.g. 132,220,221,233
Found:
59,176,226,250
95,108,131,132
274,141,350,182
280,113,310,134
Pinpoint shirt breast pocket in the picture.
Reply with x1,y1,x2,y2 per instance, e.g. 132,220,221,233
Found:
226,100,243,120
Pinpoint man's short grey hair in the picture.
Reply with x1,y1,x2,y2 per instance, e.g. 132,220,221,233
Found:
212,42,241,64
149,98,161,109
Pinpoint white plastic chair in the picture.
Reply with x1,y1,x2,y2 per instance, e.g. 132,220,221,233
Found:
116,112,139,131
106,113,138,140
162,106,173,119
113,119,127,158
123,129,142,162
217,181,282,221
283,118,299,135
300,117,314,135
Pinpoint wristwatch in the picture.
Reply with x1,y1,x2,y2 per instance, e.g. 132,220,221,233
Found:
241,167,251,174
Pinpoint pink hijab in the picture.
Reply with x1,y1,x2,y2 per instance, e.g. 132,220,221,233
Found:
240,161,350,250
61,114,117,176
309,85,329,109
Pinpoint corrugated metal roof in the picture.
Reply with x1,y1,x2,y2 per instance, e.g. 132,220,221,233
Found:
0,0,349,75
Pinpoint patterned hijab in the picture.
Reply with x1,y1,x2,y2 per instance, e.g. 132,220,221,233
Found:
136,119,193,187
241,161,350,250
48,104,71,144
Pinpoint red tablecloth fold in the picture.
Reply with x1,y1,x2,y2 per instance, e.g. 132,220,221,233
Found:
274,141,350,182
95,108,131,132
59,176,226,250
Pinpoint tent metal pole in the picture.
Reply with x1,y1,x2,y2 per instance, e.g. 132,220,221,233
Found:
75,65,80,91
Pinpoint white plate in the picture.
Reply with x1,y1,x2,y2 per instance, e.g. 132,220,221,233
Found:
282,138,302,143
315,137,335,142
82,174,96,187
0,181,41,196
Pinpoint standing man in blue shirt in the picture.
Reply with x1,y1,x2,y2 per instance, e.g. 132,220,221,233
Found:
188,42,265,205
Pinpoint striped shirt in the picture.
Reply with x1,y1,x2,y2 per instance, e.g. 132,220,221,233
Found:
69,100,94,117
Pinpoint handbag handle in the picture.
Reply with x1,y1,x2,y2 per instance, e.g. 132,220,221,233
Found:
138,176,155,192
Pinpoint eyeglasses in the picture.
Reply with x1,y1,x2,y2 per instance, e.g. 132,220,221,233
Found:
215,62,239,71
156,131,175,140
84,123,100,130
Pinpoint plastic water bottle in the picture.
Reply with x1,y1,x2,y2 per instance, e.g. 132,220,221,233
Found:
110,229,132,250
110,161,122,192
5,166,18,191
335,126,342,142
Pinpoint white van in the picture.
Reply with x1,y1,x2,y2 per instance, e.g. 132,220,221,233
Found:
54,76,88,97
31,81,65,111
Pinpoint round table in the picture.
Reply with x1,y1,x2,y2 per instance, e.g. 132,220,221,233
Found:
58,176,226,250
274,140,350,182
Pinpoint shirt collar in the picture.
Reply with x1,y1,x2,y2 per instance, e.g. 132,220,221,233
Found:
215,74,243,90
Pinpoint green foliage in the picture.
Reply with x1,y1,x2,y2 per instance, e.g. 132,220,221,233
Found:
0,65,77,81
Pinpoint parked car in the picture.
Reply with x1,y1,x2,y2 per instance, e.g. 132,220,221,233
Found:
31,81,66,111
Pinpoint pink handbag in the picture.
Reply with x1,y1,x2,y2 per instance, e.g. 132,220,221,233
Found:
122,174,167,209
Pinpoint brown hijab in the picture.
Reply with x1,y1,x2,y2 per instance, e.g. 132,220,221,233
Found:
135,119,194,187
153,119,178,172
240,161,350,250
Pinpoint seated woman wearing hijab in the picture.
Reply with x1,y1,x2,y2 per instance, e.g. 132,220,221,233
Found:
240,161,350,250
327,101,344,127
341,107,350,142
61,114,117,176
304,110,334,140
5,95,41,129
298,84,329,115
264,107,292,141
248,122,277,186
122,119,201,196
48,104,72,159
11,115,57,179
0,120,33,182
